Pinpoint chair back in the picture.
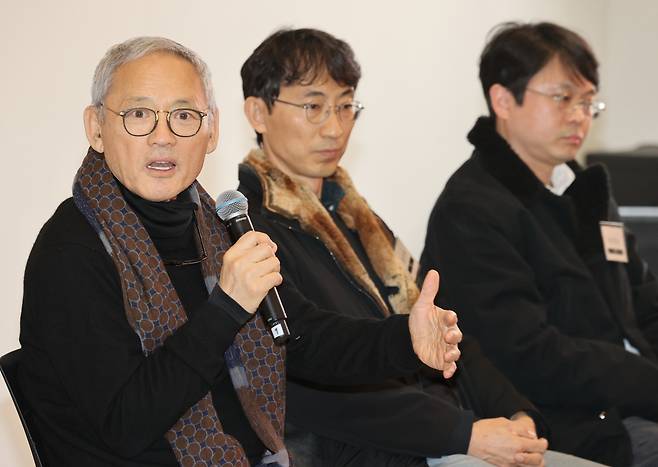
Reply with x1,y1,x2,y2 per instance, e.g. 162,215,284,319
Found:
0,349,43,467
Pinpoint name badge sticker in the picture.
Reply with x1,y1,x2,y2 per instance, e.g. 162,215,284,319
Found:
599,221,628,263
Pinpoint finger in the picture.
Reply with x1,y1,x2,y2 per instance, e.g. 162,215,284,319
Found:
517,429,538,440
250,255,282,278
441,308,458,327
240,242,279,263
442,361,457,379
261,271,283,289
444,346,461,363
246,268,284,297
511,424,538,439
233,231,273,249
519,437,548,454
418,269,440,305
444,324,462,344
514,451,544,466
509,414,538,439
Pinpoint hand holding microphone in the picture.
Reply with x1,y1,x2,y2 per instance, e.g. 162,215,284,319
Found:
216,190,291,344
218,231,281,312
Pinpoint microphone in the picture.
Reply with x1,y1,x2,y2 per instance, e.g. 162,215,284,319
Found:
216,189,290,345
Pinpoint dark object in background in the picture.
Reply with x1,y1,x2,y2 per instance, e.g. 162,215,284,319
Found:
0,349,44,466
587,146,658,272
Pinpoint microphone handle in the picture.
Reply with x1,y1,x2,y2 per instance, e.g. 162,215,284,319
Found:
225,214,290,345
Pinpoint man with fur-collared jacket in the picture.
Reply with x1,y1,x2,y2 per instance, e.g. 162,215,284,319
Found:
238,27,603,467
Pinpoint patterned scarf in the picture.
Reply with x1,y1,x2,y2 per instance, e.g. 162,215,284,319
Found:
72,148,288,467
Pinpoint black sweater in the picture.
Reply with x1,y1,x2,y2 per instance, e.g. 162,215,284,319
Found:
20,193,422,466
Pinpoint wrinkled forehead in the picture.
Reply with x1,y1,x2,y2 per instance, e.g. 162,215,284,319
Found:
108,52,206,103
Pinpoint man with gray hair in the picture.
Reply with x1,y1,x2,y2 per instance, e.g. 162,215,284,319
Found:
18,36,461,466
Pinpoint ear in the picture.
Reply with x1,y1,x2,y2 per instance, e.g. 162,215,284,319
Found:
489,84,515,121
243,96,268,135
84,105,104,153
205,108,220,154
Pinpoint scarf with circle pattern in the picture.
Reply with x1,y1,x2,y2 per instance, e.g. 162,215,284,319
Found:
72,148,288,466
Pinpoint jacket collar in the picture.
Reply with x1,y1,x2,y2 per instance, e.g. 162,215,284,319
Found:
467,117,614,257
467,116,611,218
240,149,420,316
467,116,547,204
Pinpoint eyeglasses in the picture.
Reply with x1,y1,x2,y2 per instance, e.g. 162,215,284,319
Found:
101,103,208,137
525,88,606,119
162,219,208,267
274,98,364,124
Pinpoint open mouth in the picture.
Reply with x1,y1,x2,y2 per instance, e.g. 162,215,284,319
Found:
147,161,176,171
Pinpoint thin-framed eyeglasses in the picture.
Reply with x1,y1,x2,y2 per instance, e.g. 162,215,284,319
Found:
525,88,606,119
274,98,365,124
100,103,208,137
162,218,208,267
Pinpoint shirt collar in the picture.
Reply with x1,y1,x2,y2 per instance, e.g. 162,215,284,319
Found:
320,179,345,212
546,163,576,196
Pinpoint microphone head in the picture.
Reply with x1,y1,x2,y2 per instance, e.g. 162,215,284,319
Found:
216,190,249,221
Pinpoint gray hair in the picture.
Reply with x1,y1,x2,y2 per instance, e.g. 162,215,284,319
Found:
91,36,216,114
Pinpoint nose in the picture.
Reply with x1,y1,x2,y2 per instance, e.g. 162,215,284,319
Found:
567,102,589,124
319,107,345,138
147,112,177,145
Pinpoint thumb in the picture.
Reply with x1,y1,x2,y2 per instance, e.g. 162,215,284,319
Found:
418,269,440,305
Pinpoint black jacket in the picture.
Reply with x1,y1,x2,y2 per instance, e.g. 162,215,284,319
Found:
420,117,658,466
238,162,543,466
20,196,424,466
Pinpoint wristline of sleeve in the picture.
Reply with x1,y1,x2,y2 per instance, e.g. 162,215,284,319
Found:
164,285,252,384
387,314,426,374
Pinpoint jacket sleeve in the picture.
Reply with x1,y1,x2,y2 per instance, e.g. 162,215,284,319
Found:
421,201,658,420
287,378,474,458
455,336,549,439
624,230,658,357
20,242,249,458
282,278,423,385
280,277,474,457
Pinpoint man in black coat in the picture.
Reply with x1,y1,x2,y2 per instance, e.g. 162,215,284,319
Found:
420,22,658,467
238,27,603,467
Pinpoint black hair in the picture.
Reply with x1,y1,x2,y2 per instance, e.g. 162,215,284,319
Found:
479,22,599,116
240,28,361,144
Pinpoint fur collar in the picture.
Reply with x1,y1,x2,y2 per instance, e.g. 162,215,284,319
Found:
244,149,419,316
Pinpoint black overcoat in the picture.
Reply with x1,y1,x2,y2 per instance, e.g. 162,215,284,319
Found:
420,117,658,466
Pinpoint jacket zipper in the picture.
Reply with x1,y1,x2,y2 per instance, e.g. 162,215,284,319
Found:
269,216,389,317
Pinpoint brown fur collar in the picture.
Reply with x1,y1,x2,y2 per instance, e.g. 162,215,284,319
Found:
244,149,419,315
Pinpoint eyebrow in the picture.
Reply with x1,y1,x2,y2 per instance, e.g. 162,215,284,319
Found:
554,82,597,94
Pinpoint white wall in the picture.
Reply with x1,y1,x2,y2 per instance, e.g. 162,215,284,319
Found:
597,0,658,150
0,1,655,464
